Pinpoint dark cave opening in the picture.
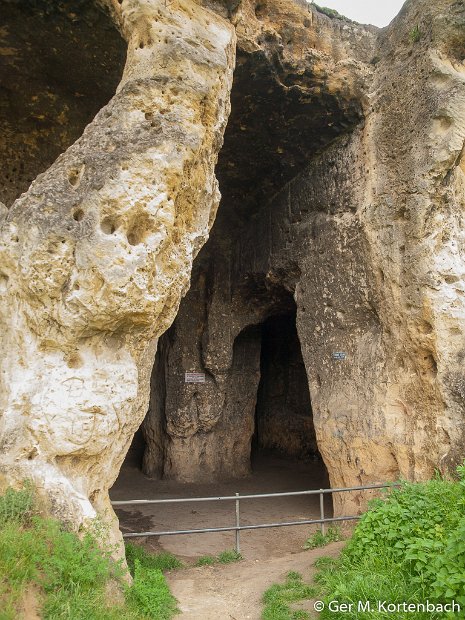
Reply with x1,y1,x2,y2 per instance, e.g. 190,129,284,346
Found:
251,310,320,466
0,0,126,206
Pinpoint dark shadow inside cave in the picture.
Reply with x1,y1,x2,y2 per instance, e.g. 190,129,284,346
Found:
251,310,322,468
0,0,126,206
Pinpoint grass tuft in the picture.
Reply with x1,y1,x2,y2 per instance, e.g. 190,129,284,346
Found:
194,549,242,567
262,571,317,620
302,526,342,550
194,555,217,567
125,543,183,576
218,549,242,564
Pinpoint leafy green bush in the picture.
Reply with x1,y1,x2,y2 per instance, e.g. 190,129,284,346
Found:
0,483,34,523
303,526,342,550
315,467,465,619
0,485,178,620
311,3,353,23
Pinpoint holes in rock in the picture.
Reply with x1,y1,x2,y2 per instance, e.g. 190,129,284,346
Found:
420,351,438,378
144,112,161,129
127,230,142,246
26,447,39,461
72,208,85,222
100,217,118,235
0,274,9,293
0,0,126,206
419,319,433,334
65,352,83,369
68,166,84,187
127,213,151,246
255,3,266,18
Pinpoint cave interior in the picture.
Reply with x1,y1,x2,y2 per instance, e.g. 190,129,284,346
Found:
123,42,363,488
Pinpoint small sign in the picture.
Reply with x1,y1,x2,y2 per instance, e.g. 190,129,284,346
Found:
185,372,206,383
332,352,347,361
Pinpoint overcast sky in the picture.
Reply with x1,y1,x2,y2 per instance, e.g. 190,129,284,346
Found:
312,0,407,27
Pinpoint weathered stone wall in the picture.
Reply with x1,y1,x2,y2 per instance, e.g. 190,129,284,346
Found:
0,0,126,206
143,0,465,516
0,0,235,548
1,0,465,537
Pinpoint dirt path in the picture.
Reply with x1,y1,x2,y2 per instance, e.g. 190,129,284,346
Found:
166,542,344,620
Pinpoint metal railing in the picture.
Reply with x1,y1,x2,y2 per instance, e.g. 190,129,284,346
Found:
112,482,399,554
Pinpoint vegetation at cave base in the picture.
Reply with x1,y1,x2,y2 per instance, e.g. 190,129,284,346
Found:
0,485,178,620
316,467,465,618
302,526,342,550
262,571,317,620
194,549,242,567
261,466,465,619
125,542,183,575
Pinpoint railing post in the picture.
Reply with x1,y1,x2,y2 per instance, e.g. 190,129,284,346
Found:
235,492,241,554
319,489,325,535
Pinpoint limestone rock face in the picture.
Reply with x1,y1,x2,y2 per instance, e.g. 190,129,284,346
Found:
142,0,465,514
1,0,465,532
0,0,235,538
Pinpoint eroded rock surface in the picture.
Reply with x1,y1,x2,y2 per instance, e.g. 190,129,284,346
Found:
143,0,465,515
1,0,465,533
0,0,235,543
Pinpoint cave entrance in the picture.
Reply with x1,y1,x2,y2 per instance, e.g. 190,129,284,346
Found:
251,309,321,468
112,300,332,559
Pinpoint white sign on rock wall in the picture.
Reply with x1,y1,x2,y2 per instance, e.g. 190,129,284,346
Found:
184,372,206,383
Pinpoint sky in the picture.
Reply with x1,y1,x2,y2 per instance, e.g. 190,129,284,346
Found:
312,0,407,27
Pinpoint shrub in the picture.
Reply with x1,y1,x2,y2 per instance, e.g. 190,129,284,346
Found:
314,467,465,619
311,3,353,23
0,482,34,523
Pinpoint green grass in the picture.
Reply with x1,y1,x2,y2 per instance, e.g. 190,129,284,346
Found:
194,549,242,567
0,484,178,620
312,466,465,619
262,571,317,620
218,549,242,564
409,25,422,43
125,543,183,575
194,555,217,567
302,526,342,550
